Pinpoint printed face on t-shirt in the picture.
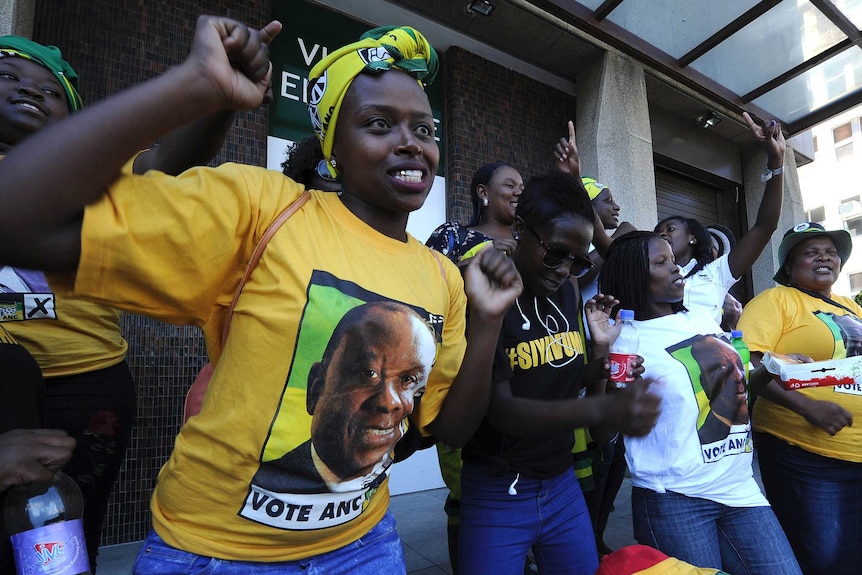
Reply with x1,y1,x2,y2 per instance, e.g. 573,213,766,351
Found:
831,312,862,357
668,333,751,452
307,302,436,481
690,335,748,426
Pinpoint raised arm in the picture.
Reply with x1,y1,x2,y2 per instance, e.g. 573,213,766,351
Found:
485,373,659,440
425,246,523,446
553,120,580,178
133,111,236,176
0,17,280,269
471,294,658,441
726,112,786,278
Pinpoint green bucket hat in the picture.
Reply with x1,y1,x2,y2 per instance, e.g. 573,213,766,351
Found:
0,35,83,112
773,222,852,286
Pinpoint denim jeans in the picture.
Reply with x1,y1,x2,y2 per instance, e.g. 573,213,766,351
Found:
132,511,405,574
755,431,862,575
458,463,598,575
632,487,801,575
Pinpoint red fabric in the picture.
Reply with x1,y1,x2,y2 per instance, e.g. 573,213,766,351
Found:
595,545,670,574
183,363,212,424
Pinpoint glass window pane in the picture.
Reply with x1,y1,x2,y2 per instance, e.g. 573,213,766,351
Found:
834,122,853,142
751,47,862,123
835,0,862,31
600,0,759,58
577,0,606,10
689,0,847,97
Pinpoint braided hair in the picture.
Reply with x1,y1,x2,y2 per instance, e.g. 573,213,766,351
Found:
655,216,713,278
600,231,686,318
468,162,512,225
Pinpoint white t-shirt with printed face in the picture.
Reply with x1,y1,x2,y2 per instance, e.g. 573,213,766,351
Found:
624,309,768,508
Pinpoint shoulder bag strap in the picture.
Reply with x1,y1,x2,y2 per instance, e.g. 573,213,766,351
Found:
792,285,859,317
220,190,311,346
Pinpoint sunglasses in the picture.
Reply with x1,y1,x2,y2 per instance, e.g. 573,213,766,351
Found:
523,221,595,278
316,159,339,183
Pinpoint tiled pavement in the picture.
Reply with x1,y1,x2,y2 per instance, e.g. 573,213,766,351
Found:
96,477,638,574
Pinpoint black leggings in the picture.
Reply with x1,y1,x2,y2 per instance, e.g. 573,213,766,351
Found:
0,341,45,575
43,361,137,573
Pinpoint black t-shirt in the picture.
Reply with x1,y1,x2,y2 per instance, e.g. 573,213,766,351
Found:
462,282,586,478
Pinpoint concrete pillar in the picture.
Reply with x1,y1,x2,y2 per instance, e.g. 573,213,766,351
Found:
0,0,35,37
741,142,805,296
575,52,656,231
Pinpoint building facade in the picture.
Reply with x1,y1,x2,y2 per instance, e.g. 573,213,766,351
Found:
798,103,862,297
4,0,809,546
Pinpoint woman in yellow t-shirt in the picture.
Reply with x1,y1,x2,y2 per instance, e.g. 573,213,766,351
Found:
0,17,522,574
738,222,862,575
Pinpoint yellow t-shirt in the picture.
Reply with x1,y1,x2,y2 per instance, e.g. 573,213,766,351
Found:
738,285,862,462
73,163,467,561
0,155,126,377
1,295,126,377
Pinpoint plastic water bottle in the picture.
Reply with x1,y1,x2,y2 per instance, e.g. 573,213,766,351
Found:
731,330,751,401
609,309,638,387
3,471,91,575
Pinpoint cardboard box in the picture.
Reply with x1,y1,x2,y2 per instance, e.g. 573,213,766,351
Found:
762,352,862,390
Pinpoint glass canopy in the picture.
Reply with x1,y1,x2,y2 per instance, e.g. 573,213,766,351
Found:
546,0,862,134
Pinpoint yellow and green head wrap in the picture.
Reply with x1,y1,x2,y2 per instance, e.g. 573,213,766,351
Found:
0,35,83,113
307,26,438,176
582,177,608,201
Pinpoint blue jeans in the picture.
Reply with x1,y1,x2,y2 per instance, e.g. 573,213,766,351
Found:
632,487,801,575
458,463,598,575
132,511,405,574
755,431,862,575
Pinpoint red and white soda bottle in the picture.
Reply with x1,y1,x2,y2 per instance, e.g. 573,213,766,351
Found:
609,309,638,387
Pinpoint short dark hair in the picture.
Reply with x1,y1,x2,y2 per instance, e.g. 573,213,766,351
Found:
655,216,713,277
282,136,324,187
601,231,686,318
516,171,593,227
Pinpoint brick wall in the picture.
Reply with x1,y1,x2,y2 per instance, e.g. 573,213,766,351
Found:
443,46,578,225
28,1,578,548
32,0,270,168
31,0,272,547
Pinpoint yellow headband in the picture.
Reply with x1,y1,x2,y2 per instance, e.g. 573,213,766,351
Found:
307,26,438,176
582,177,607,201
